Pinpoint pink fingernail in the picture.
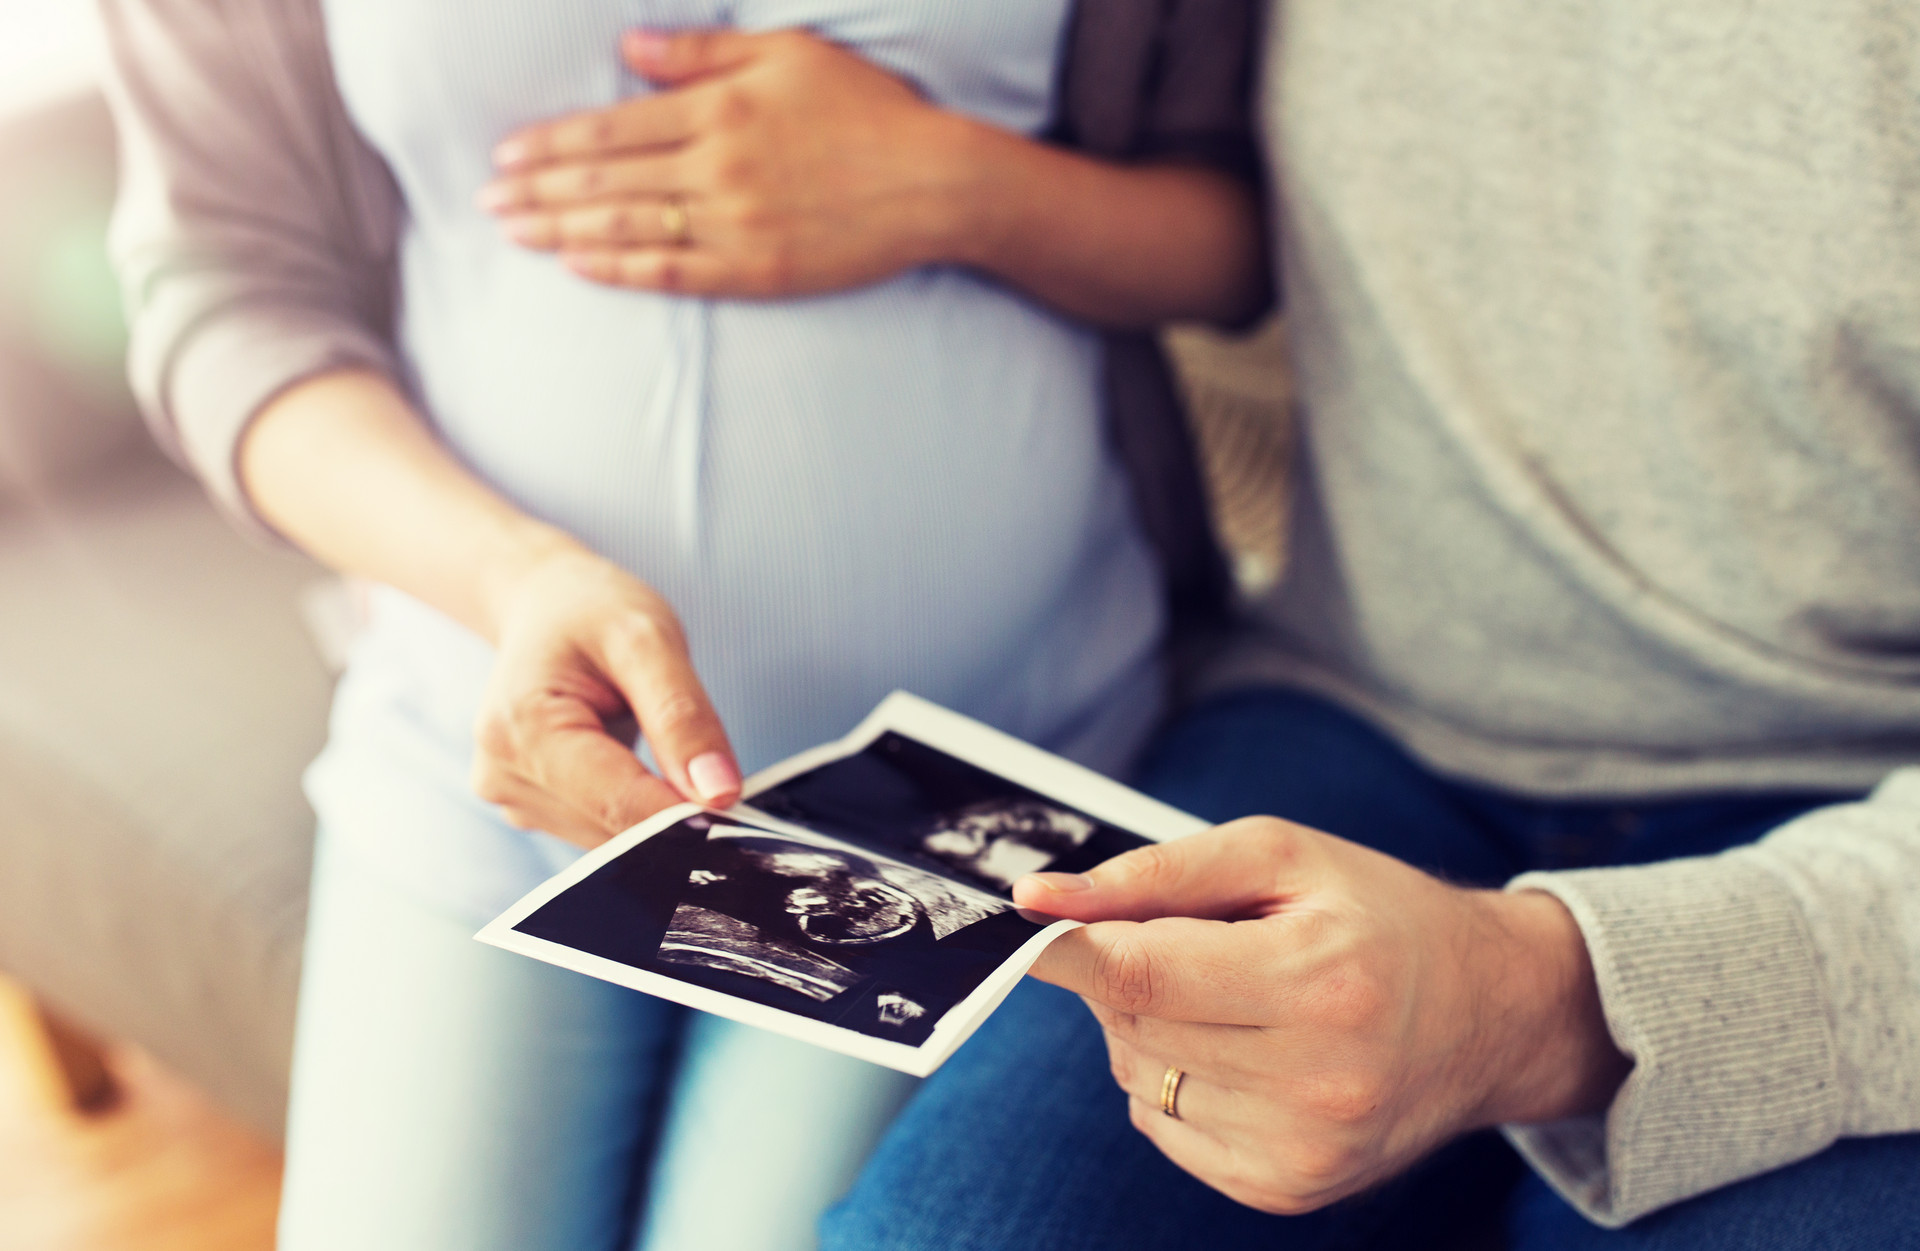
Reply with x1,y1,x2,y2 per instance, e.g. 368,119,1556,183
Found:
688,751,740,803
492,138,531,169
1027,872,1095,893
476,182,516,212
624,30,670,64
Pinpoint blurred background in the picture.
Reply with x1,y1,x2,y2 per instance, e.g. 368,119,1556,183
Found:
0,5,312,1247
0,5,1290,1245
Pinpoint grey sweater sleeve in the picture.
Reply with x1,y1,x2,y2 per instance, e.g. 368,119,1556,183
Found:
99,0,400,538
1501,769,1920,1227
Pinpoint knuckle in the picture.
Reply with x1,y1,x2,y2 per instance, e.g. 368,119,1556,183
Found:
1312,966,1389,1032
649,689,707,735
1118,843,1182,895
1092,931,1162,1015
1304,1071,1386,1127
1252,817,1304,864
591,793,637,836
709,84,756,129
726,196,773,232
611,609,684,657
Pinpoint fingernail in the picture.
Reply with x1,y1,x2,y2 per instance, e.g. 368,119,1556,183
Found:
503,216,540,245
476,181,516,212
624,29,670,64
688,751,740,804
1026,871,1095,893
491,138,531,170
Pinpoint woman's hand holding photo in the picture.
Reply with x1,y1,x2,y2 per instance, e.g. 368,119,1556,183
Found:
239,370,741,853
473,540,743,848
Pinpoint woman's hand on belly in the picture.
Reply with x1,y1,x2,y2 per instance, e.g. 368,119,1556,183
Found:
473,543,744,847
477,28,1266,326
480,29,963,299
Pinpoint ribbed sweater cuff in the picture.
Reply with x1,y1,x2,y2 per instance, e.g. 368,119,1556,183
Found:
1499,856,1841,1227
164,302,397,544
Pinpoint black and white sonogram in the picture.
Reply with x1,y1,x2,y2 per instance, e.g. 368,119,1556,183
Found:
747,731,1149,896
509,813,1042,1045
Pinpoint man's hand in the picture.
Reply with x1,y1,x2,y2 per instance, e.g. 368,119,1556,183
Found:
480,28,971,298
1015,819,1632,1215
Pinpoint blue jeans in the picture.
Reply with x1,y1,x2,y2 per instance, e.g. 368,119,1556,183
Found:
820,688,1920,1251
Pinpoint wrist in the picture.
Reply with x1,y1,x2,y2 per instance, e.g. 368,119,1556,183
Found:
474,521,594,644
922,113,1025,272
1472,888,1632,1127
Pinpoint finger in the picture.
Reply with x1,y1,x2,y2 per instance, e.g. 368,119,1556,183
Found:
1103,1033,1240,1128
501,199,684,251
492,95,698,172
481,153,686,214
1087,1002,1273,1086
474,713,682,845
591,611,741,807
563,247,760,298
472,759,623,848
1013,817,1320,922
1029,915,1287,1023
622,27,760,85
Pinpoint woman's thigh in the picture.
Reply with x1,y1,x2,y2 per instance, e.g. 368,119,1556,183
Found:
635,1012,920,1251
277,833,683,1251
1506,1135,1920,1251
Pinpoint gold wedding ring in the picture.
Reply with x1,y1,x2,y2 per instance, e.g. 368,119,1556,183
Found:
659,196,690,247
1160,1065,1186,1119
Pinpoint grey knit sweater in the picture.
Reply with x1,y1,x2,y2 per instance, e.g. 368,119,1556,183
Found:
1213,0,1920,1225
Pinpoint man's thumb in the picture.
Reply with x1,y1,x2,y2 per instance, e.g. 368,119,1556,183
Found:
622,28,756,84
1012,818,1306,922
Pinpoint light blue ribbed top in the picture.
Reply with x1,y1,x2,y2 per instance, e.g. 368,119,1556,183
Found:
306,0,1164,920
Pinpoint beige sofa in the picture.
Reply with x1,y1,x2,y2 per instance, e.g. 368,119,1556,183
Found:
0,91,330,1137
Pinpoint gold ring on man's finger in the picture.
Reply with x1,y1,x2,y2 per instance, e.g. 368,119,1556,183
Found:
1161,1066,1186,1119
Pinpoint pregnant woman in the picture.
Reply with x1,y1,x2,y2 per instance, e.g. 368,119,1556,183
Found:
101,2,1264,1248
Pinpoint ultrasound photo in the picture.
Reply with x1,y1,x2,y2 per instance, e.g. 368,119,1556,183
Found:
746,730,1148,896
479,692,1207,1073
507,813,1041,1047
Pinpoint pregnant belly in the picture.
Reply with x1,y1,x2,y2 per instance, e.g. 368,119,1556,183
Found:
402,246,1153,766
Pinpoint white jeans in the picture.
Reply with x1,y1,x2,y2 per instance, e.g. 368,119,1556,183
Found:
276,831,920,1251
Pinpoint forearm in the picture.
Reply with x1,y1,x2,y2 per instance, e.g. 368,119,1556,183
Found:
239,369,581,643
1493,777,1920,1226
935,116,1266,330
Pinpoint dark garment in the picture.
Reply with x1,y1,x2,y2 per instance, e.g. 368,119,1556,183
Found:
816,687,1917,1251
1053,0,1269,622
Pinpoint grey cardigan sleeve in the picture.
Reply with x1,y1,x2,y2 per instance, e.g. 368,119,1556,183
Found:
1502,769,1920,1227
99,0,401,537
